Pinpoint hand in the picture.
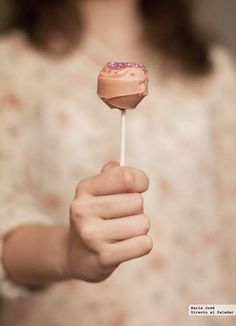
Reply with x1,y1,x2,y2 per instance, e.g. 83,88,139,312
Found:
67,162,152,283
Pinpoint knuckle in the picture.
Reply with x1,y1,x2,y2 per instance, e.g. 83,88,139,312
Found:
74,198,90,217
133,193,144,212
80,222,95,242
140,215,150,234
142,235,153,254
70,201,81,218
119,168,135,191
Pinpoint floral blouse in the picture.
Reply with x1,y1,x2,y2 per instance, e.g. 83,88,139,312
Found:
0,32,235,326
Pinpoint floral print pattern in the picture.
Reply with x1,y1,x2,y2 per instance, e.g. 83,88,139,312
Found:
0,32,235,326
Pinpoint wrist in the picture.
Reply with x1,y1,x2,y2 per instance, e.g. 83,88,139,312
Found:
50,224,71,281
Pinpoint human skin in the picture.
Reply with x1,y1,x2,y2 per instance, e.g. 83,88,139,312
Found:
2,162,153,286
80,0,143,61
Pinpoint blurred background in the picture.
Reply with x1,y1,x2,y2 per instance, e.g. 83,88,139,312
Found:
0,1,235,325
195,0,236,56
1,0,235,57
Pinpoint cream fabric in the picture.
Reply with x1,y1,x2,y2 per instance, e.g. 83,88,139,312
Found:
0,31,235,326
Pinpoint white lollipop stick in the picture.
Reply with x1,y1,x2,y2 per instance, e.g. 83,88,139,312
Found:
120,109,126,166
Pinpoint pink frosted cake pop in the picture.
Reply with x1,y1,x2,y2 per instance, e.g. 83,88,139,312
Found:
97,62,148,110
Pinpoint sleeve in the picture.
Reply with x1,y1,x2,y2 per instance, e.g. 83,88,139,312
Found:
0,42,54,299
210,47,236,302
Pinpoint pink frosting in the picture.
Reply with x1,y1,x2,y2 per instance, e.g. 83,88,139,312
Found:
104,62,148,74
97,62,148,110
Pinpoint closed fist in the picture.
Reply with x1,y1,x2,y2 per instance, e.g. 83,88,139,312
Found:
67,162,152,283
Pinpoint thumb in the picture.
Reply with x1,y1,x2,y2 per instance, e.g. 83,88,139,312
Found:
101,161,120,173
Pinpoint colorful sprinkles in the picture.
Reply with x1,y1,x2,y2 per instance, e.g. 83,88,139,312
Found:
105,62,148,74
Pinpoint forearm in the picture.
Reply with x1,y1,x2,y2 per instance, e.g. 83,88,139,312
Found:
2,224,70,287
1,164,152,288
